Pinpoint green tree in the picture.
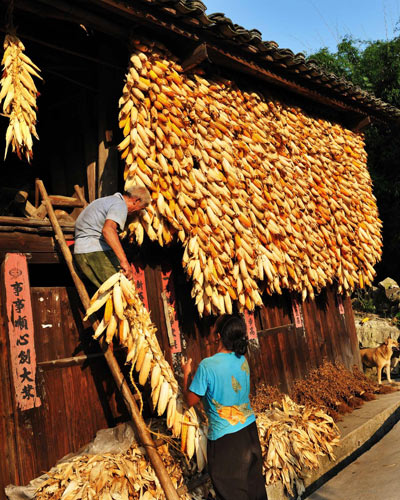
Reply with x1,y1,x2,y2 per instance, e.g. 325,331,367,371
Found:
309,36,400,282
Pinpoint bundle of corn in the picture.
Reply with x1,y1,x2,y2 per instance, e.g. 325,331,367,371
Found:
256,395,340,497
0,34,41,162
118,38,381,315
289,361,394,421
33,437,207,500
84,272,208,469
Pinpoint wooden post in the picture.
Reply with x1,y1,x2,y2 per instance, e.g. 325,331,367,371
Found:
74,185,88,208
97,42,119,197
35,179,180,500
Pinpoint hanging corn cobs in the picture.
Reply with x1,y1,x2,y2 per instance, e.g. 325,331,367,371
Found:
117,38,381,316
85,272,208,470
0,34,42,162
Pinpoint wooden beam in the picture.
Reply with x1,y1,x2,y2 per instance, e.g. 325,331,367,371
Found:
351,115,372,132
22,201,37,217
0,226,73,236
181,43,208,72
74,185,88,208
43,67,98,93
0,24,124,70
97,42,119,197
31,203,48,219
47,195,84,208
38,351,117,368
24,0,129,39
14,189,29,205
0,216,74,229
257,323,295,336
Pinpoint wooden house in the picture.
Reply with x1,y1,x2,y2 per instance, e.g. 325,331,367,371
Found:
1,0,399,492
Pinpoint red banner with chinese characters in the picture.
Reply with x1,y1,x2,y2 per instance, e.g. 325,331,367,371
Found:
131,262,149,311
160,267,182,354
3,253,41,410
337,295,345,315
244,310,258,340
291,297,304,328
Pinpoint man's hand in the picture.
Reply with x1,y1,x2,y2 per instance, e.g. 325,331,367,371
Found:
102,220,133,280
120,260,133,281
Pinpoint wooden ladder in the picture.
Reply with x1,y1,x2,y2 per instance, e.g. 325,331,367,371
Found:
35,179,180,500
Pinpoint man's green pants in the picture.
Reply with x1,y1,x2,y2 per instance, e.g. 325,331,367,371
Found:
74,250,120,289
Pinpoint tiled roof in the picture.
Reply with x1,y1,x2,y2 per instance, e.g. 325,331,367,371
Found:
118,0,400,121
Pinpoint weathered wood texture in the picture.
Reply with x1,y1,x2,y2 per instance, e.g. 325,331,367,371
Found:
0,232,74,265
141,261,361,394
0,256,360,490
0,286,130,490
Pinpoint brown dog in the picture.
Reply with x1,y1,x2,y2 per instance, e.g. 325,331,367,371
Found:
360,337,399,384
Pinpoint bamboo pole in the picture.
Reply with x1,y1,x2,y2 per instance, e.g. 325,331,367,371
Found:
35,179,181,500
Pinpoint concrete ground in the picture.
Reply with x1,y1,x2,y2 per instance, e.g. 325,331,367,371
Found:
307,418,400,500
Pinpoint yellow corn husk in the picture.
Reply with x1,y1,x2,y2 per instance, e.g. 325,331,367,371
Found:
104,296,114,323
105,313,118,343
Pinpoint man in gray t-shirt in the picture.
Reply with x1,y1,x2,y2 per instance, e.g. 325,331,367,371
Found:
74,185,150,288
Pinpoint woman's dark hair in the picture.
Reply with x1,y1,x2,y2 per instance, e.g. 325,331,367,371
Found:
214,314,248,357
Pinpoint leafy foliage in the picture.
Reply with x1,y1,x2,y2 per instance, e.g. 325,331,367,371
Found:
309,35,400,281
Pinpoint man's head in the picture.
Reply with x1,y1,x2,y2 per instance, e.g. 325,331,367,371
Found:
123,185,151,214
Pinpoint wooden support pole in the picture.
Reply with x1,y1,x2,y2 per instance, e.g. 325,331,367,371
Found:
0,216,74,229
47,195,84,207
35,179,181,500
181,43,208,72
74,185,88,208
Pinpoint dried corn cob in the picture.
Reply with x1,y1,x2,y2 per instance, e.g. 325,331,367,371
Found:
85,272,207,469
118,38,381,315
1,34,42,162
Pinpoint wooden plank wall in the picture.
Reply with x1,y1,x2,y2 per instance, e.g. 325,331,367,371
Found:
142,261,361,395
0,257,360,490
0,286,129,490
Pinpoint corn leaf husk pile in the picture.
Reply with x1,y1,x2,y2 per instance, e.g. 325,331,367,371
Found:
290,361,395,421
33,430,210,500
117,37,382,316
250,383,286,414
256,395,340,497
85,272,208,470
1,34,42,162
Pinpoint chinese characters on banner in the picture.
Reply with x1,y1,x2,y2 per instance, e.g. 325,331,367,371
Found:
3,253,41,410
291,297,304,328
131,263,149,310
337,295,345,315
244,310,258,340
160,267,182,354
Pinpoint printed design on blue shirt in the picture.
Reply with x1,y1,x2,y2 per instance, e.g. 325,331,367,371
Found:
241,358,250,375
211,398,253,425
231,376,242,393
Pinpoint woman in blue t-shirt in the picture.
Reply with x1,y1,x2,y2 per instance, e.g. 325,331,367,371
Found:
182,315,267,500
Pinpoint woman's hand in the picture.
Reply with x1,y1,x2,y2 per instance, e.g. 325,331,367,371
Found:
181,356,192,378
181,356,200,407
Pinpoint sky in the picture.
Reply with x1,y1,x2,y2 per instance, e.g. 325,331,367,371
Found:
203,0,400,56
